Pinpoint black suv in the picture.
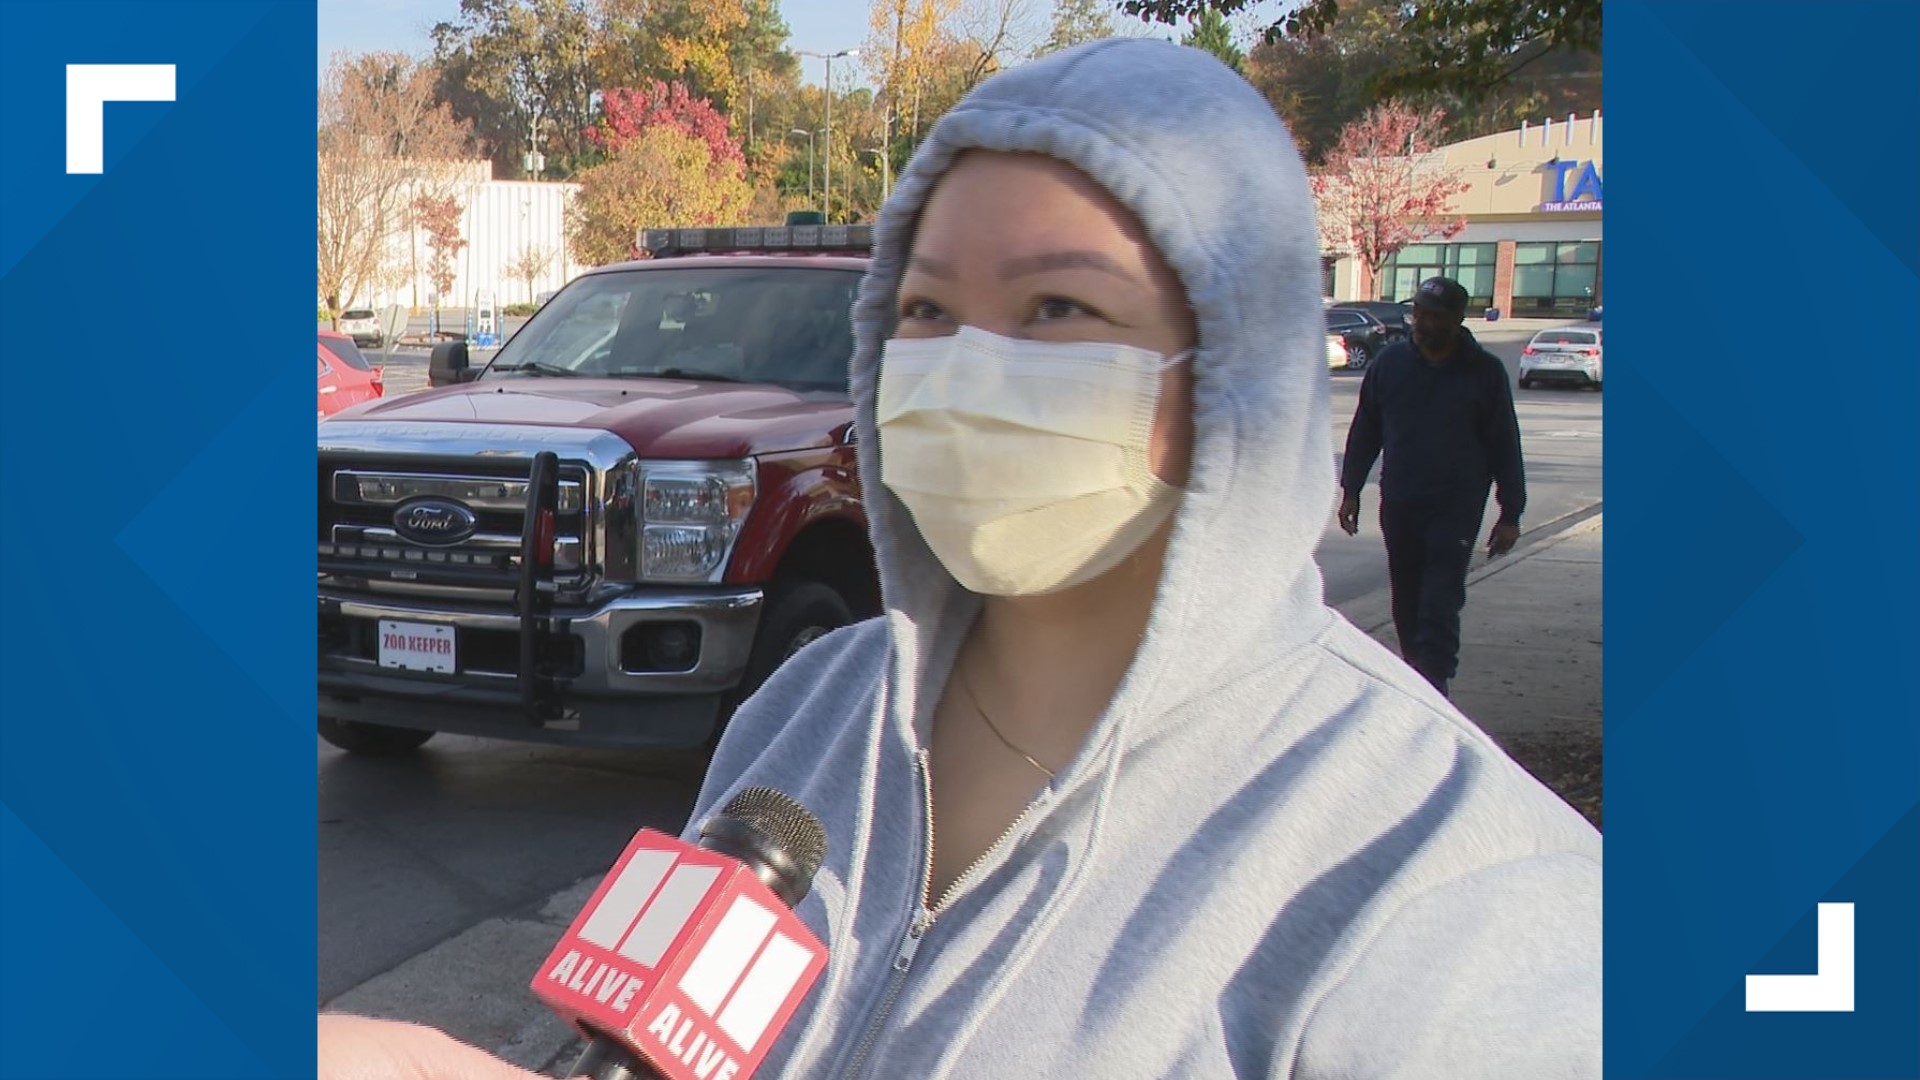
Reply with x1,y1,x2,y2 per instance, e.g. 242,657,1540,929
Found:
1332,300,1414,329
1325,306,1405,370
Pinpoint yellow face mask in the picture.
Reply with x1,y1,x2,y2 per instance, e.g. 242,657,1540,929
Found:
876,326,1189,596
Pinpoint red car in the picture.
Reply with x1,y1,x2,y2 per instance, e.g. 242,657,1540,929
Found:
318,330,384,419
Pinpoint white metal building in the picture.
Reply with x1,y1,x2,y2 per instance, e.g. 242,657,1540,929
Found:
349,160,592,313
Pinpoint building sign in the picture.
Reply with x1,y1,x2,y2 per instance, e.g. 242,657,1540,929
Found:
1539,159,1603,212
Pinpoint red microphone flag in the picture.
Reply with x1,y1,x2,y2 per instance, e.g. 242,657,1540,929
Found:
532,828,828,1080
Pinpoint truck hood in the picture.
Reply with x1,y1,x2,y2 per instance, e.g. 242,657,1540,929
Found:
351,378,854,458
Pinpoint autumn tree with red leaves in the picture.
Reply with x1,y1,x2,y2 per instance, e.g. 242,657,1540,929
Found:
1312,102,1468,299
412,193,467,312
588,80,746,178
567,79,754,264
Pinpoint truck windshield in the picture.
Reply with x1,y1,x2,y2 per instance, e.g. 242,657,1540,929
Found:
481,266,862,393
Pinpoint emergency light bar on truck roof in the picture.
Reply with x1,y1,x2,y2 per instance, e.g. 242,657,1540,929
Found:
638,225,874,259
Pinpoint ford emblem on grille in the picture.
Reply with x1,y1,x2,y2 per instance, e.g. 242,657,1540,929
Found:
393,498,478,546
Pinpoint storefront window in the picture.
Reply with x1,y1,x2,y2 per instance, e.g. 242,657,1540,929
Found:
1379,243,1497,309
1512,241,1602,316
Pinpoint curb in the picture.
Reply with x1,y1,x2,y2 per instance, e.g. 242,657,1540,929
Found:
1335,503,1602,636
324,876,604,1071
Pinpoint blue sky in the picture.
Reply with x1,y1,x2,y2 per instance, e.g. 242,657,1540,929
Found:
314,0,1258,87
320,0,920,87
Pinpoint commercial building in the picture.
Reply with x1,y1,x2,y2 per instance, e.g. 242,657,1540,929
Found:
336,159,589,314
1326,112,1603,317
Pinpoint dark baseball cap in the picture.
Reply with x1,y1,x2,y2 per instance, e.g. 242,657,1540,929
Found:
1412,277,1469,318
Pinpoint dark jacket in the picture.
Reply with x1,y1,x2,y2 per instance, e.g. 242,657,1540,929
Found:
1340,328,1526,525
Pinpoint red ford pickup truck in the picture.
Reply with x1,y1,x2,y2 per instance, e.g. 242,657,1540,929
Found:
318,226,879,754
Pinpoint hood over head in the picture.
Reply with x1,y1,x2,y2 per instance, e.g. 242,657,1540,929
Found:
849,38,1334,749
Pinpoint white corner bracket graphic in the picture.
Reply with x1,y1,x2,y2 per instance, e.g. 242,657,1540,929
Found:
1745,902,1855,1012
67,64,176,174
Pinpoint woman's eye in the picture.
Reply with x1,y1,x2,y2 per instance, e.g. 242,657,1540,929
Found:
1035,297,1094,321
900,298,946,322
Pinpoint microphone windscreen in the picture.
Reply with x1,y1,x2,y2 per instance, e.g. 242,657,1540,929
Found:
716,786,828,883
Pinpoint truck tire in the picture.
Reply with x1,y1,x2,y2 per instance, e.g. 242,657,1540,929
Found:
318,716,436,756
721,580,854,725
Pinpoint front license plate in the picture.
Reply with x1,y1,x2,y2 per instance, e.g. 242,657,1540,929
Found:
378,620,456,673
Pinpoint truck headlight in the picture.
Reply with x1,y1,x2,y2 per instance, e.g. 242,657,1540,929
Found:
638,462,756,582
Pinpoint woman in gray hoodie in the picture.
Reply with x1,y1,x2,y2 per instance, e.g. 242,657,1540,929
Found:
686,36,1602,1080
320,36,1601,1080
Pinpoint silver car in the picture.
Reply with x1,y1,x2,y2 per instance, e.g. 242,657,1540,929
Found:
1518,327,1603,390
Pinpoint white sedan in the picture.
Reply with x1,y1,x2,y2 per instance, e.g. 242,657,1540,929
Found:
1326,333,1351,369
1518,327,1602,390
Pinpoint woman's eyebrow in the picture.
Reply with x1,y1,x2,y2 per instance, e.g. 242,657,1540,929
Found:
999,250,1142,285
907,255,957,280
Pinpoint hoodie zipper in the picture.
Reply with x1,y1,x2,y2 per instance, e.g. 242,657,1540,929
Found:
838,749,1046,1080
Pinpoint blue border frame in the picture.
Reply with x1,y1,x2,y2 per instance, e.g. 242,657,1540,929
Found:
3,2,1918,1077
1,2,315,1076
1607,2,1919,1076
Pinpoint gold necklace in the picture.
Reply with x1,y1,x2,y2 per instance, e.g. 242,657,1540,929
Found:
956,662,1056,780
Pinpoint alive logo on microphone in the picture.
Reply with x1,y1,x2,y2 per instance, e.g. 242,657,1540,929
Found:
532,828,828,1080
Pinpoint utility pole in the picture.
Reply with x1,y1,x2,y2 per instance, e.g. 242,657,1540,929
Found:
800,48,859,222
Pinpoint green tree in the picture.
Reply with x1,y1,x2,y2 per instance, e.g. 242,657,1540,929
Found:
1240,0,1597,162
1034,0,1115,56
1241,0,1399,161
1124,0,1599,102
1180,8,1241,72
430,0,597,179
729,0,802,153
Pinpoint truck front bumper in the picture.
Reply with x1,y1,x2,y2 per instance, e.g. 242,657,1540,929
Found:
319,586,763,749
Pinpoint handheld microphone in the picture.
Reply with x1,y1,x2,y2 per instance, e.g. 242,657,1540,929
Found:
532,788,830,1080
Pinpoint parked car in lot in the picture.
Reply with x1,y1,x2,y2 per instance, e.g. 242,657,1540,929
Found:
318,330,384,419
317,224,881,756
1330,299,1413,331
1519,327,1603,390
336,308,384,348
1324,306,1403,370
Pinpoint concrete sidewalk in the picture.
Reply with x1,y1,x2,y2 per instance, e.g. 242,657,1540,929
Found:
326,514,1604,1069
1334,512,1604,825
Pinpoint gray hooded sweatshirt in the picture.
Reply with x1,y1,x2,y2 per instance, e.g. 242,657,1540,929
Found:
688,38,1602,1080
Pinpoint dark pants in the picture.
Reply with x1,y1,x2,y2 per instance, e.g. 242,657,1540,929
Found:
1379,498,1486,691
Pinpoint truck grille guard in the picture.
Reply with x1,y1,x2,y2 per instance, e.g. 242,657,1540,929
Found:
519,450,562,720
319,421,648,722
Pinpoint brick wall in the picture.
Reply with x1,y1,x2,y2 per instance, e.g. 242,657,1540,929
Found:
1493,240,1517,316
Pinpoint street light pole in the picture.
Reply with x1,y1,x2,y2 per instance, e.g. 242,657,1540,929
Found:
800,48,858,223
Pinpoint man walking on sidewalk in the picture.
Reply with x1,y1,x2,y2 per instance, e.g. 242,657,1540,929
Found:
1338,276,1526,697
